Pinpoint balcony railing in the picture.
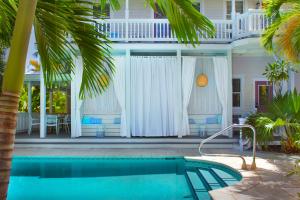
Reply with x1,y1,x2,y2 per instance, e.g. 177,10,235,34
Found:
235,9,272,39
94,10,270,43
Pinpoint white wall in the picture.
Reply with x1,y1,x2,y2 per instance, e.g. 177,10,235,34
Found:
232,55,274,115
111,0,152,19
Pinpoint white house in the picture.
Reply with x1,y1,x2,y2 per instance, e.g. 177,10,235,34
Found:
17,0,300,141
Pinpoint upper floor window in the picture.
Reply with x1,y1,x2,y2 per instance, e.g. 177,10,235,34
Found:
226,0,244,19
154,2,201,19
93,3,110,19
232,78,241,107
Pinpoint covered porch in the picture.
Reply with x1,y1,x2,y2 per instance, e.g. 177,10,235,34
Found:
74,50,233,139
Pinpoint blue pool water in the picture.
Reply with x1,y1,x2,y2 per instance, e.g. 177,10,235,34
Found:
8,157,242,200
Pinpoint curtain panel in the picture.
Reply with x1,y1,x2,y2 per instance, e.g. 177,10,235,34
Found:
213,57,229,129
130,56,182,137
181,57,197,136
112,57,128,137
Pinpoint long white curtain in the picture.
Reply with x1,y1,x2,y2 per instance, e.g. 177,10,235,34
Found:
130,56,182,137
112,56,128,137
181,57,196,136
213,57,229,129
71,58,83,138
188,58,222,114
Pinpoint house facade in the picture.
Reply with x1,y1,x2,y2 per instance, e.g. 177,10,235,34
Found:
17,0,300,139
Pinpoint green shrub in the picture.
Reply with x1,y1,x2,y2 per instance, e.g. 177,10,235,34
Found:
245,90,300,153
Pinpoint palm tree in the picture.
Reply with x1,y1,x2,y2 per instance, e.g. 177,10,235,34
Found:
0,0,215,199
261,0,300,63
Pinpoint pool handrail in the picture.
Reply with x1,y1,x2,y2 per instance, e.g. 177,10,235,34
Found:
198,124,257,170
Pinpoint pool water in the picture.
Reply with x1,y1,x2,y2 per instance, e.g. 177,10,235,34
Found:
8,157,242,200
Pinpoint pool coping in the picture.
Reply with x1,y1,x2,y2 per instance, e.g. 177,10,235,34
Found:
186,156,300,200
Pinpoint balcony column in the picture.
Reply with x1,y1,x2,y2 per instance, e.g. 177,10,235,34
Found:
40,70,46,138
125,0,129,41
231,0,237,39
27,82,32,117
288,69,295,92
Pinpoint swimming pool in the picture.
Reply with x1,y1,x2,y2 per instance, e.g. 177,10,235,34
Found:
8,157,242,200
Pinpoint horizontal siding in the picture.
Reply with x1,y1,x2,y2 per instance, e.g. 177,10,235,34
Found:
110,0,261,20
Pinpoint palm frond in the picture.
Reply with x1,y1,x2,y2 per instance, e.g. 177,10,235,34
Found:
146,0,215,45
262,0,300,62
35,0,114,98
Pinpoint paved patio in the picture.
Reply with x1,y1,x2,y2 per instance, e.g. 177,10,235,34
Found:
13,147,300,200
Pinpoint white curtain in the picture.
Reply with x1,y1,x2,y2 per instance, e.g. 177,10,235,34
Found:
130,56,182,137
181,57,196,136
188,58,222,114
213,57,229,129
71,57,83,138
112,56,128,137
82,83,121,114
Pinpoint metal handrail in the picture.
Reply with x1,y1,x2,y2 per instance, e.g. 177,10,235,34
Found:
199,124,257,170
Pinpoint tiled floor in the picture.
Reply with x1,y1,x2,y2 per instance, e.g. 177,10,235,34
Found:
13,147,300,200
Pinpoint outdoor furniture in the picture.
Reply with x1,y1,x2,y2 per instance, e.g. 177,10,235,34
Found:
28,114,40,135
58,115,71,134
46,115,59,135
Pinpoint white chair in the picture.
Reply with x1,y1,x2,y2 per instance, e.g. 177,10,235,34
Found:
28,114,40,135
46,115,59,135
58,115,71,134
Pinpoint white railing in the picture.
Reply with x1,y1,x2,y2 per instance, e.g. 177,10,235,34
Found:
16,112,29,132
94,10,269,43
236,9,271,39
95,19,233,42
199,124,257,170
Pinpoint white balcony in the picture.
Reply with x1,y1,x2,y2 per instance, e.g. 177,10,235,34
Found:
95,10,269,43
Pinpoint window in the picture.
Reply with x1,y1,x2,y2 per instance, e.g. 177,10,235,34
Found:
155,2,201,19
93,4,110,19
232,78,241,107
226,0,244,19
255,81,273,111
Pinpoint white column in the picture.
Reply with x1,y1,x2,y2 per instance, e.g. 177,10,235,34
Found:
227,50,233,138
71,69,76,138
177,49,182,138
125,0,129,42
125,49,131,137
40,72,47,138
231,0,237,39
27,82,32,117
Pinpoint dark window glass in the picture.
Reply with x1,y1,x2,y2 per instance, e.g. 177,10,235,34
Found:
232,78,241,107
226,1,244,19
93,4,110,19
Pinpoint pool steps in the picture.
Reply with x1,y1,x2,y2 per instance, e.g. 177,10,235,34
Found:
185,165,239,200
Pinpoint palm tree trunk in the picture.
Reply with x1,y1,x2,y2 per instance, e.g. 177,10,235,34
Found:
0,0,37,199
0,92,19,200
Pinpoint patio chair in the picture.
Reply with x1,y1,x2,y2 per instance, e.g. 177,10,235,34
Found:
58,115,71,134
46,115,59,135
28,114,40,135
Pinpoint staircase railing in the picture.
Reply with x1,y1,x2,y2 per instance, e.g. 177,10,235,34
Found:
199,124,257,170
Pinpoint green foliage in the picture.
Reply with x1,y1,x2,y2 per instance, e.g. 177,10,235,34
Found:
18,83,69,114
18,85,41,113
246,90,300,153
245,113,275,149
261,0,300,63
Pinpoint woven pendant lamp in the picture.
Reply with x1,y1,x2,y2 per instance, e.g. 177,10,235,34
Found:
196,73,208,87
